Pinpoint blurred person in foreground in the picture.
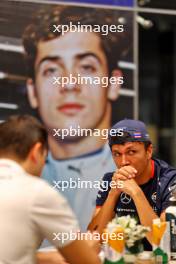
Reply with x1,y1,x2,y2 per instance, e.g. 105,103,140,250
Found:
22,5,132,231
88,119,176,250
0,115,101,264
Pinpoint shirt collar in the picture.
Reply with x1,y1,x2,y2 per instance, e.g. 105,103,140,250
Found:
47,142,110,163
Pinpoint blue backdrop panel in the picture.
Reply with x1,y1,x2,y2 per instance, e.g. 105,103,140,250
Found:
57,0,134,7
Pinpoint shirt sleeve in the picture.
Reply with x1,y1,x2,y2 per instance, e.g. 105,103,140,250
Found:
30,180,79,248
160,173,176,212
96,172,113,207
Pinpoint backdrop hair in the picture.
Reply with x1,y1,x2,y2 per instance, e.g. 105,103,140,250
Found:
22,5,132,79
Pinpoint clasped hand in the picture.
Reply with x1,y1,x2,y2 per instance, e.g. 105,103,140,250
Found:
111,165,140,197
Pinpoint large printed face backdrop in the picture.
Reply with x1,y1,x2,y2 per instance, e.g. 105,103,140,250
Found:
0,0,135,122
0,0,135,230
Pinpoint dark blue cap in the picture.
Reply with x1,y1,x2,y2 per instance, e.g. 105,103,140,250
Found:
108,119,151,146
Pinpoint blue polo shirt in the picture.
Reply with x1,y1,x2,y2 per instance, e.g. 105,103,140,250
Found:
96,158,176,250
42,143,116,231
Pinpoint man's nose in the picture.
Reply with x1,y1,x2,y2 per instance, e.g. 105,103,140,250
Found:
121,154,130,166
60,69,81,93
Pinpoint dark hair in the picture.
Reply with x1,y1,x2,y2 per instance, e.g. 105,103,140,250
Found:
143,141,152,150
0,115,48,160
109,140,152,150
22,5,131,79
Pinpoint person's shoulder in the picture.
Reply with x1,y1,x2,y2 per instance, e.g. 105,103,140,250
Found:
102,171,114,181
27,174,71,215
154,158,176,174
154,158,176,182
25,173,59,198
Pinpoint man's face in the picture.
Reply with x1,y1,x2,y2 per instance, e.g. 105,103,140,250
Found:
111,142,152,179
27,31,119,135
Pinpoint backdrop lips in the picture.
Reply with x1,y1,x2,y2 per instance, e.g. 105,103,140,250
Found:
58,103,85,115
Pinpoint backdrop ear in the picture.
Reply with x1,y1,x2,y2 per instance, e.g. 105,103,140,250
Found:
108,69,123,101
26,78,38,108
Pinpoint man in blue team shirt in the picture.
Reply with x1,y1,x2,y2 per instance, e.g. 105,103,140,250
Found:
88,119,176,250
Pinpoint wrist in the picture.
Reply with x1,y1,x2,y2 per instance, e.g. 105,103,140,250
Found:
131,186,142,199
108,188,121,201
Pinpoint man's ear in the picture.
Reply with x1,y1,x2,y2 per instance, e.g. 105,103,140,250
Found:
28,142,42,164
147,144,153,159
27,78,38,109
107,69,123,101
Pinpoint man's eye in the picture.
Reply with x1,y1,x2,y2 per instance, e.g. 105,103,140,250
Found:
80,64,96,73
128,150,136,155
43,67,58,76
113,152,120,157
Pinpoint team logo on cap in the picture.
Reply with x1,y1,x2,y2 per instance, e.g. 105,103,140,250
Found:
133,132,142,138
